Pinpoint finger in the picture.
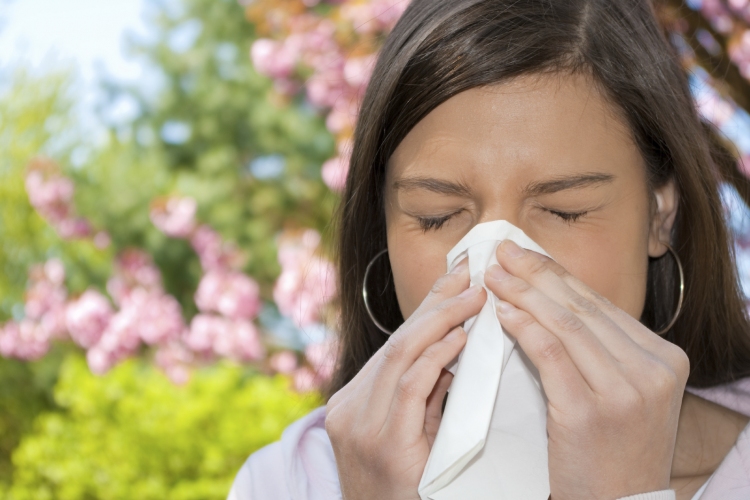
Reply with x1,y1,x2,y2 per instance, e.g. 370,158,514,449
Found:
495,299,592,406
379,283,483,373
408,257,471,319
382,327,467,442
338,258,471,394
495,240,645,361
519,248,668,353
424,369,453,447
485,263,621,390
364,285,486,423
498,248,690,392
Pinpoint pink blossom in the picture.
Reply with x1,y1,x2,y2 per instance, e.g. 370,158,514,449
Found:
251,39,298,79
107,250,163,305
189,225,243,271
66,289,113,348
44,258,66,285
86,346,117,375
155,341,194,385
0,320,50,360
25,159,95,240
321,155,349,191
696,92,734,127
93,232,111,249
87,287,184,374
305,339,337,381
186,314,226,353
214,319,265,361
343,55,376,89
270,350,298,374
195,270,261,320
150,197,198,238
125,288,185,345
341,0,410,35
25,170,74,223
306,68,348,109
186,314,264,361
274,229,337,327
293,367,319,392
56,217,93,239
24,259,67,323
39,304,68,340
325,98,359,134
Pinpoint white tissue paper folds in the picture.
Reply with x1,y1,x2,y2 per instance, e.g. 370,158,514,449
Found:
417,220,551,500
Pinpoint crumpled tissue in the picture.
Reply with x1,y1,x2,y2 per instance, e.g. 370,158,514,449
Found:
418,220,551,500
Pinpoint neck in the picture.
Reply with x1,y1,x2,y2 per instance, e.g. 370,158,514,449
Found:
669,391,749,497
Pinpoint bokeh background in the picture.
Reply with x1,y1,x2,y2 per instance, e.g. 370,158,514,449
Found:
1,0,750,498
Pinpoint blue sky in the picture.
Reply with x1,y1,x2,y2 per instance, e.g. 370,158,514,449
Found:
0,0,154,137
0,0,149,84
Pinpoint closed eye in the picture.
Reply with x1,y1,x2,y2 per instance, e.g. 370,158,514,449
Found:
548,209,588,223
416,213,457,232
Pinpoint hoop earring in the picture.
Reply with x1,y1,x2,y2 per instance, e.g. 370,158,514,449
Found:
363,249,394,336
654,243,685,336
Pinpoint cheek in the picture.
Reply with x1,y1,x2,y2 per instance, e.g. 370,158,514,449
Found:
552,227,650,320
388,233,450,320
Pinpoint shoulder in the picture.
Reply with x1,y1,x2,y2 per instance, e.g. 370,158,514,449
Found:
227,406,342,500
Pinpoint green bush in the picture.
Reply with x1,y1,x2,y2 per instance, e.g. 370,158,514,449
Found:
4,355,321,500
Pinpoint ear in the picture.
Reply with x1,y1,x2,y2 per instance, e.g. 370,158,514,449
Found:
648,179,678,258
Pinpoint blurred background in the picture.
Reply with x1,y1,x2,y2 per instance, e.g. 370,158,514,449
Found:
0,0,750,498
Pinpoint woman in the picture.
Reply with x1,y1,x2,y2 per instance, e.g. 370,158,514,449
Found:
229,0,750,498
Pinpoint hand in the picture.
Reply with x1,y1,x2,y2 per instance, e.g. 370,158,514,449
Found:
485,240,689,500
325,260,486,500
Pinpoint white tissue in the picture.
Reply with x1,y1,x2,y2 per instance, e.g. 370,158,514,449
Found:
417,220,551,500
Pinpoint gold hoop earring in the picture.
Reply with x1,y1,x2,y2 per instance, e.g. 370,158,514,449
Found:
654,243,685,335
362,249,393,336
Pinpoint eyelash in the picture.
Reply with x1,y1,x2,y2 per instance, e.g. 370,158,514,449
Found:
548,209,589,224
416,209,589,232
417,214,454,232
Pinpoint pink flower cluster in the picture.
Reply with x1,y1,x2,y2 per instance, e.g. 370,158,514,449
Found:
340,0,409,35
69,250,185,376
268,338,338,393
0,259,68,359
274,229,337,328
25,158,98,241
6,173,340,391
249,0,409,192
150,196,265,366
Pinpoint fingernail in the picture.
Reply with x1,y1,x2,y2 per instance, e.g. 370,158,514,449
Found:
450,258,468,274
458,285,481,298
445,328,464,341
500,240,525,258
486,265,510,282
496,299,515,314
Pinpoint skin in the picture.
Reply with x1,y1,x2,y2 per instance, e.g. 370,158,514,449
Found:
325,73,750,499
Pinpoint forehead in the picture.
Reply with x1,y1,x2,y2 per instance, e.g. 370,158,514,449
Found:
387,73,641,185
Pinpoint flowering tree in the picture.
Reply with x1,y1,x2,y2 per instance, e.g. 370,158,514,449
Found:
5,0,750,393
1,157,337,388
0,0,342,391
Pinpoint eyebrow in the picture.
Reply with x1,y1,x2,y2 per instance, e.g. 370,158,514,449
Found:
392,172,615,197
392,177,473,197
522,172,615,196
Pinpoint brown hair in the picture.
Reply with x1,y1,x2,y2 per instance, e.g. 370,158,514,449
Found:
330,0,750,395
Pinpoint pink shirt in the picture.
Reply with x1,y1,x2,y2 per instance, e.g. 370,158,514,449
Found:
227,379,750,500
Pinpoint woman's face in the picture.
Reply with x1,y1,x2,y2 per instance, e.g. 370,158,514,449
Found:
384,73,677,321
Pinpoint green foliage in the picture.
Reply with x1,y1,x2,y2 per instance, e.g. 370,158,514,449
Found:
0,346,73,488
72,0,338,306
0,70,111,318
4,355,321,500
